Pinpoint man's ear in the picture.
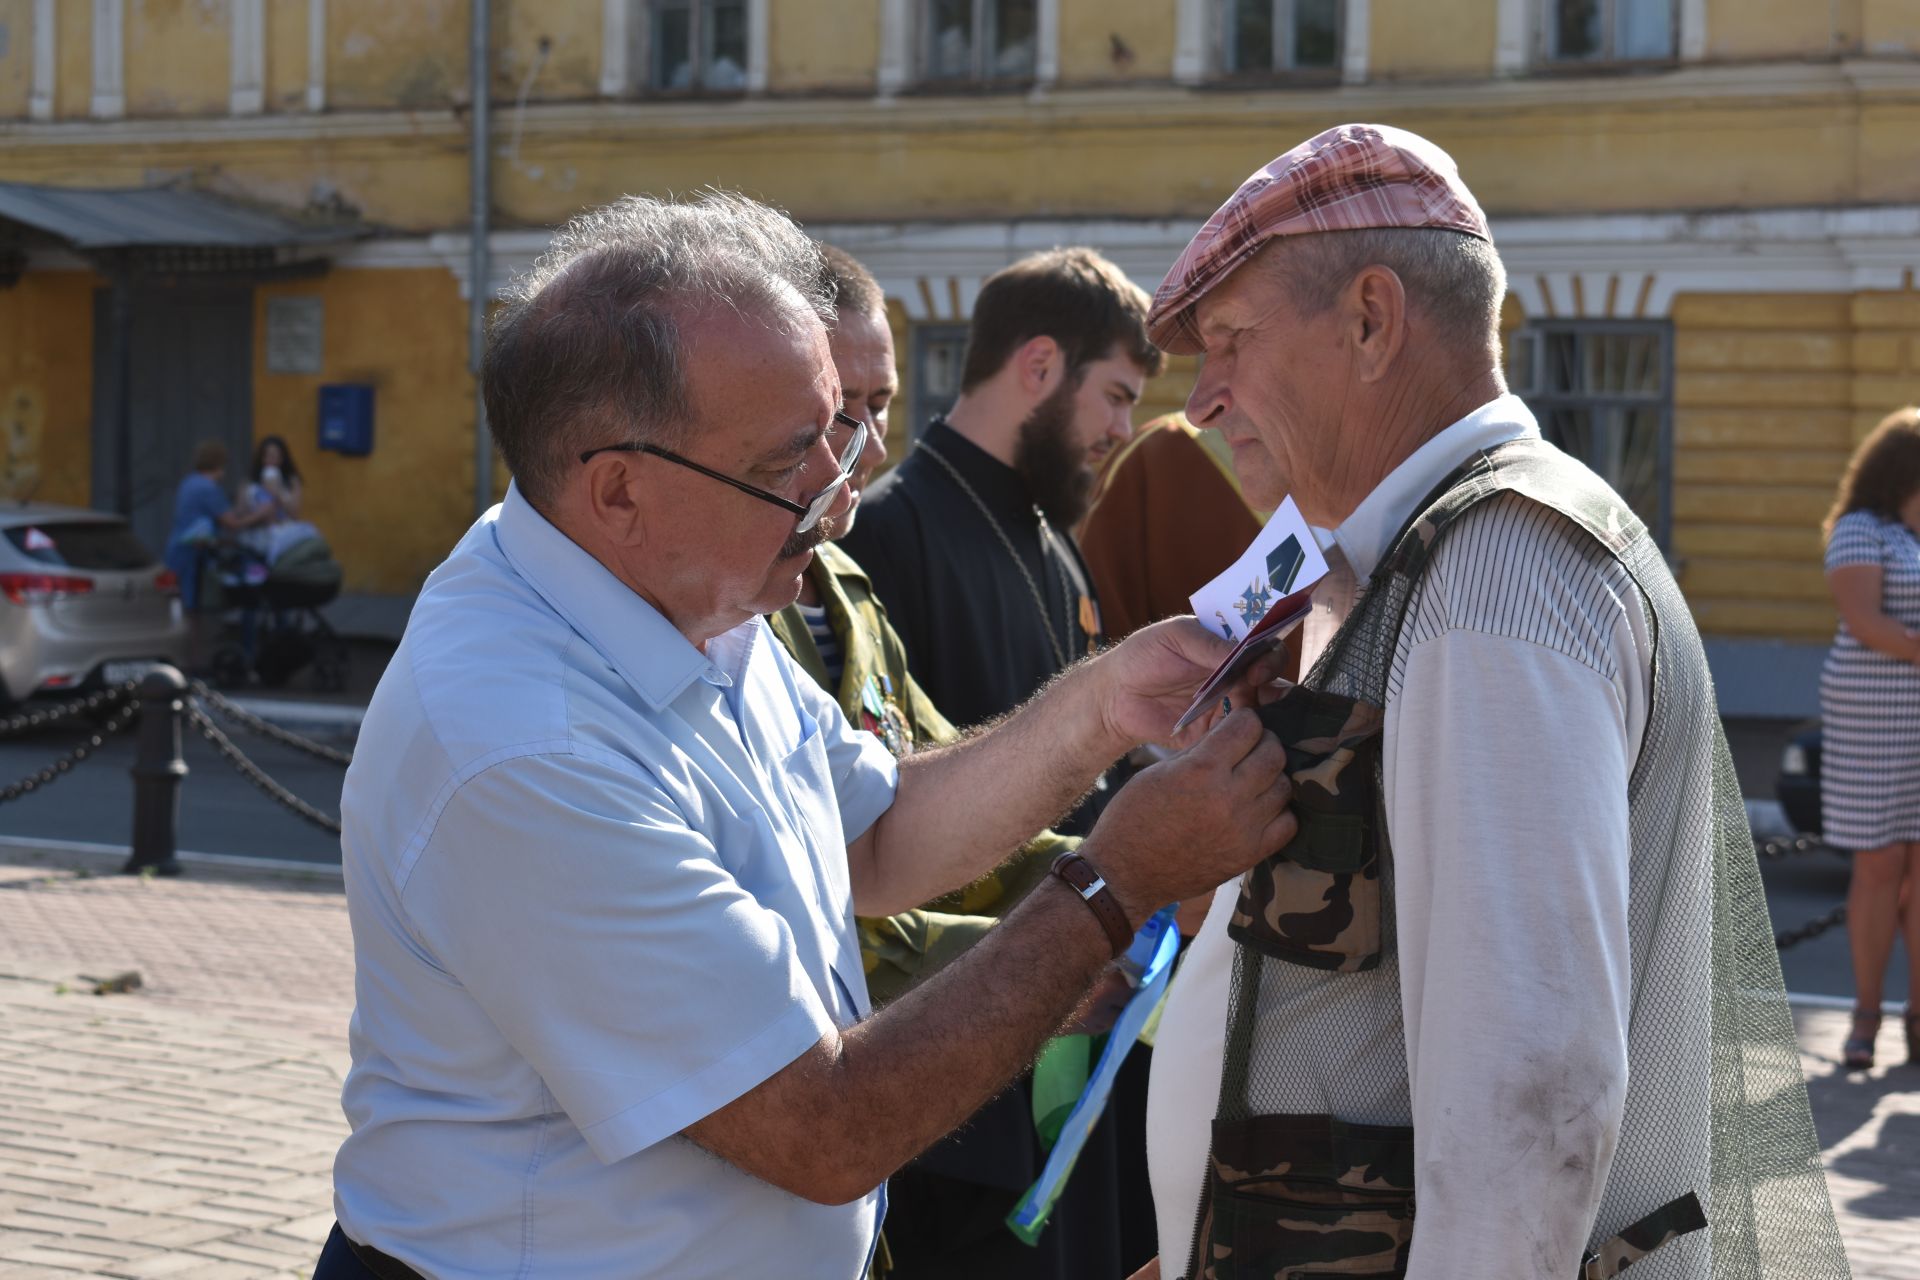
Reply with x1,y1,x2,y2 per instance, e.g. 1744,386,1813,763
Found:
1015,334,1064,396
583,455,647,547
1346,264,1408,385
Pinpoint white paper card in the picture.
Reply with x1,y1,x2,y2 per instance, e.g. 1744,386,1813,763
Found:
1188,496,1328,642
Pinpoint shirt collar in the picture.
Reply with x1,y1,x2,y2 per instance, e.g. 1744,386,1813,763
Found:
920,418,1037,520
1332,393,1539,582
492,482,732,709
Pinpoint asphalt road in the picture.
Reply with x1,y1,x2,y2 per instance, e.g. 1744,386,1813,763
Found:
0,703,348,865
0,702,1894,1005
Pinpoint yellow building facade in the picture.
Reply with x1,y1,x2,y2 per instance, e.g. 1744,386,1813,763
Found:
0,0,1916,710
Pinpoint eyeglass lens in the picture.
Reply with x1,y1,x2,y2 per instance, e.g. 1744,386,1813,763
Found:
795,417,868,533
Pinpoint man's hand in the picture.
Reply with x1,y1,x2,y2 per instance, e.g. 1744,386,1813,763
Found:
1078,708,1295,926
1092,617,1288,751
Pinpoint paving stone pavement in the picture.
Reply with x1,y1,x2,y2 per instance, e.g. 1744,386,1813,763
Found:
0,848,350,1277
0,843,1916,1276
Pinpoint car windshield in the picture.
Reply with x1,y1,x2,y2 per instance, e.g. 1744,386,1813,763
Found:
5,521,156,571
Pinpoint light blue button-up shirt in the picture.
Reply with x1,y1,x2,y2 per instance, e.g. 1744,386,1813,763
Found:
333,485,899,1279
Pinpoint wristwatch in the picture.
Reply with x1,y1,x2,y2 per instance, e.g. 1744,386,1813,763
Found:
1049,851,1134,959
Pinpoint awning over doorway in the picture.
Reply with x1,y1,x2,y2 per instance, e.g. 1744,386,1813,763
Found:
0,179,364,250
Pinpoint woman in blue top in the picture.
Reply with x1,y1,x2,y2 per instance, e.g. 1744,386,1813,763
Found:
164,439,270,664
1821,406,1920,1070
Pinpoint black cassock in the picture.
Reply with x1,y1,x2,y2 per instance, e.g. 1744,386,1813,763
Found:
841,418,1154,1280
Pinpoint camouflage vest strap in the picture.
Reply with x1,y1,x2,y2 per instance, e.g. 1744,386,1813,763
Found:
1579,1193,1707,1280
1377,437,1642,587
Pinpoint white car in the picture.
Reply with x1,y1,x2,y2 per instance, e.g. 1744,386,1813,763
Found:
0,504,188,706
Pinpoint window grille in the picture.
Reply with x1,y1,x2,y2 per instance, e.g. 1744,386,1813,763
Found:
1509,320,1674,547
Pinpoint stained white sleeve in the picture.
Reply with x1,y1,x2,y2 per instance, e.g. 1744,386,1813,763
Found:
1386,497,1650,1279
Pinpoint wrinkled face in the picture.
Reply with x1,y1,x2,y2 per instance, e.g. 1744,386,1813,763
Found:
635,304,853,630
1183,254,1350,519
1066,348,1149,475
828,305,897,538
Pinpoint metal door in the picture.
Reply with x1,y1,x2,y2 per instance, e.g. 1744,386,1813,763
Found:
91,284,255,558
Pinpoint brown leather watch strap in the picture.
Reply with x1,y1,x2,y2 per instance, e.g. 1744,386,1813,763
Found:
1049,851,1134,959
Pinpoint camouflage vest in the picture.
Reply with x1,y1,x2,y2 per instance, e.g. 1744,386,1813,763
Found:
1185,438,1847,1280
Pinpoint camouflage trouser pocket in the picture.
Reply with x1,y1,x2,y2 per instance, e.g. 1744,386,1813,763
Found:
1230,688,1386,973
1199,1114,1414,1280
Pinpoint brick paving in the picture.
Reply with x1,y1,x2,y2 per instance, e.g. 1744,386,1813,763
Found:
0,848,350,1277
0,841,1915,1276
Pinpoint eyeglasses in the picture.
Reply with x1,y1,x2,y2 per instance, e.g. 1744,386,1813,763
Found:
579,412,869,534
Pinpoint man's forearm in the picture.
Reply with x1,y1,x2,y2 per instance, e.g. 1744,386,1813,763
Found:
716,876,1113,1205
855,660,1126,916
836,879,1110,1186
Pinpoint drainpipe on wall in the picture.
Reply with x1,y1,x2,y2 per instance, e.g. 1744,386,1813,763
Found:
469,0,492,518
104,256,136,518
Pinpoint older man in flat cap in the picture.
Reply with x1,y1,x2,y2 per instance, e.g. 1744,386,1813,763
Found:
1139,125,1847,1280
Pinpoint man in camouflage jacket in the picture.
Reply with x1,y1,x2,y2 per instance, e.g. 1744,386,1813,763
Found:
770,538,1065,1004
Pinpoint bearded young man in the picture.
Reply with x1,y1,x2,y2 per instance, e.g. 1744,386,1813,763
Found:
842,248,1163,753
1137,124,1847,1280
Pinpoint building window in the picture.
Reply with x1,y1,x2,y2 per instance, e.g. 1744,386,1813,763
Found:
641,0,749,92
921,0,1037,84
910,325,970,442
1541,0,1674,64
1219,0,1341,74
1509,321,1673,546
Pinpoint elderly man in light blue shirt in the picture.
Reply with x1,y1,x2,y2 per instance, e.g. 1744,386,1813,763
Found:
317,192,1295,1280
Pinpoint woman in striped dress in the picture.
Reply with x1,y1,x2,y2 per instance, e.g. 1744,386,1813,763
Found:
1821,406,1920,1070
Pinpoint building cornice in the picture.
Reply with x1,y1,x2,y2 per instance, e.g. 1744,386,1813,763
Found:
0,58,1914,150
327,205,1920,320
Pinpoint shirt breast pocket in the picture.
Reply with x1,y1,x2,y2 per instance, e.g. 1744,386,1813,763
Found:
777,723,868,1015
779,719,846,897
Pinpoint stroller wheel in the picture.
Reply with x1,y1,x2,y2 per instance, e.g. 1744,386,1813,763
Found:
210,646,251,690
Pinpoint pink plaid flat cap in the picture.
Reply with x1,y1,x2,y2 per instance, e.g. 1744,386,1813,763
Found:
1148,123,1491,355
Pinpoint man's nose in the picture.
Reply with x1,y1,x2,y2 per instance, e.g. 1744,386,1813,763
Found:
823,474,857,523
1186,365,1231,429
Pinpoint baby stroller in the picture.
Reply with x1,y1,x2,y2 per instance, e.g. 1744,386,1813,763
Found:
205,531,350,692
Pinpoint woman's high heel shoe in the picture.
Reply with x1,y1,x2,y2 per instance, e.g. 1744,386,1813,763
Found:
1843,1008,1881,1071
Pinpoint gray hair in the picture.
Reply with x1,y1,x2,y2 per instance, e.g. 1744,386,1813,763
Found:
1262,227,1507,354
483,190,832,509
817,243,886,324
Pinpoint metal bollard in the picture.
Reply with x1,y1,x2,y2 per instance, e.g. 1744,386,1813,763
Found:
123,666,188,876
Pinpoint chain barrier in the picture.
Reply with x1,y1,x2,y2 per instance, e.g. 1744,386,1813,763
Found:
1756,832,1843,861
1776,904,1848,951
0,698,138,805
188,681,353,768
1752,832,1852,950
0,682,134,739
184,703,342,835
